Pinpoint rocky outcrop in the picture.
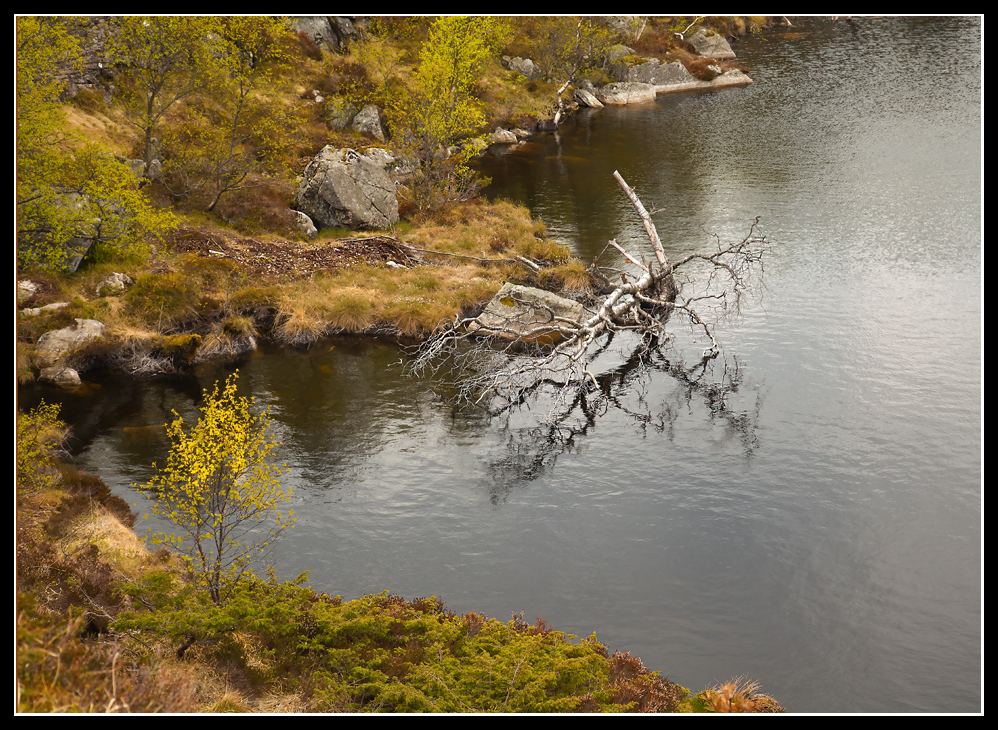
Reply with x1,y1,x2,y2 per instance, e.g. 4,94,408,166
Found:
595,67,752,106
686,28,737,60
294,146,399,231
350,104,385,141
611,58,696,86
289,17,361,54
469,282,591,343
95,272,134,296
289,17,338,53
574,88,604,108
501,56,543,80
33,317,107,386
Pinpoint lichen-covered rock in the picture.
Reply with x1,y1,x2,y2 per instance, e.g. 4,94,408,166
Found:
20,302,70,317
293,210,317,239
612,58,696,86
351,104,385,141
491,126,518,144
39,366,82,388
18,281,38,305
96,272,134,296
325,98,358,131
294,146,399,231
607,44,636,64
35,318,106,368
288,17,338,53
502,56,543,81
686,28,736,60
470,282,591,343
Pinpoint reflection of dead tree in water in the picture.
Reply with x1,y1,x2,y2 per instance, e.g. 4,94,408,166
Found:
481,332,763,504
407,170,768,419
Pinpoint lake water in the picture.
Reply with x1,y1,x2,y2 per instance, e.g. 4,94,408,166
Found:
20,17,981,712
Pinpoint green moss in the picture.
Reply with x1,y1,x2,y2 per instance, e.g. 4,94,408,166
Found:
156,333,202,359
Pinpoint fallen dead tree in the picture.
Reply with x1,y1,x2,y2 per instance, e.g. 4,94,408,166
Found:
406,171,767,413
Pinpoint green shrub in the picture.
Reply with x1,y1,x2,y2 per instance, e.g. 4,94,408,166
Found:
116,577,689,713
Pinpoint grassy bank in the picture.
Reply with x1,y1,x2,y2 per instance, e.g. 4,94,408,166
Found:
16,408,785,712
17,197,593,382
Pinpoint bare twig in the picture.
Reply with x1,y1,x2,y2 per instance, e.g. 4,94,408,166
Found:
405,173,767,415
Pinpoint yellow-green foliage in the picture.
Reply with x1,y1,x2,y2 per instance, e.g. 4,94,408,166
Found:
16,18,177,272
524,17,620,83
140,371,295,605
17,401,67,499
159,17,298,214
383,17,511,213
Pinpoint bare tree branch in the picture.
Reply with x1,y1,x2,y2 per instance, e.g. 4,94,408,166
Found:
405,173,767,416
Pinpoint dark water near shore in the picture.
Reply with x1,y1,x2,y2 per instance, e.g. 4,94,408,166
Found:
21,17,981,712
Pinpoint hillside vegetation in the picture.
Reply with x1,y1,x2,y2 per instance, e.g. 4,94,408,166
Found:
16,16,785,713
16,16,771,381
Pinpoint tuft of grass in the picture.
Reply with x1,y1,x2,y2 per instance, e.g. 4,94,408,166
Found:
325,290,376,331
546,259,594,295
222,315,256,337
123,272,200,331
703,676,784,713
209,691,252,713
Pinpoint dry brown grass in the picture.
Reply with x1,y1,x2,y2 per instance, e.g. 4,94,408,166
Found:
705,676,784,713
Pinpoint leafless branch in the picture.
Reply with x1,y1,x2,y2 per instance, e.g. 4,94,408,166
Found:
405,173,767,416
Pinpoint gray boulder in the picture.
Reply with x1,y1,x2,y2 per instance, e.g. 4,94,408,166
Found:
490,126,518,144
503,56,543,81
289,17,338,53
686,28,736,60
21,302,70,317
293,210,317,239
35,318,106,368
350,104,385,141
329,17,361,51
607,44,637,64
326,98,358,131
294,146,399,231
574,88,604,108
39,366,82,388
18,280,38,305
612,58,695,86
96,272,134,296
469,282,590,343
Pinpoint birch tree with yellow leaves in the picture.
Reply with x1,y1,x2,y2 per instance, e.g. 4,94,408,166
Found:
142,372,295,605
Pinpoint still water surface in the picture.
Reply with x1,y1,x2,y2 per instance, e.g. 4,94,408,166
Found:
22,18,980,712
